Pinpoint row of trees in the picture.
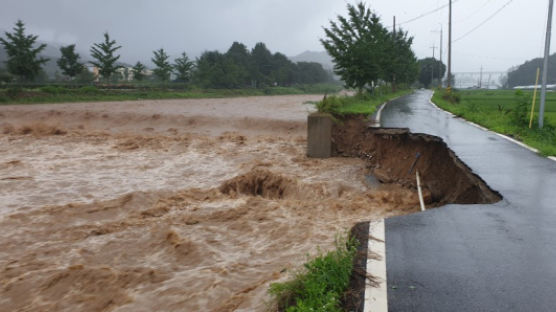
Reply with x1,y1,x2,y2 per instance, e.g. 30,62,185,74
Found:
0,20,332,87
0,21,200,84
194,42,332,88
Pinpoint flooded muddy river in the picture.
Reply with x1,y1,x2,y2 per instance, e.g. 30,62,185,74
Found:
0,95,420,311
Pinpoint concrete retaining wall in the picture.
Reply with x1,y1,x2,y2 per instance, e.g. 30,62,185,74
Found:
307,113,332,158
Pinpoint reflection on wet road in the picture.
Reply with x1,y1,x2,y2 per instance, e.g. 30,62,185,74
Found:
382,89,556,311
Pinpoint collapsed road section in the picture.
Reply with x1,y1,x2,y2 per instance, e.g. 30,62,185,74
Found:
331,115,502,206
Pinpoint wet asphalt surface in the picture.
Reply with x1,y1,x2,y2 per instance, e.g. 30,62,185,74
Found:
381,90,556,311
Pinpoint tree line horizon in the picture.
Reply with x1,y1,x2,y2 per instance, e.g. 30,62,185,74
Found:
1,3,467,91
0,20,334,88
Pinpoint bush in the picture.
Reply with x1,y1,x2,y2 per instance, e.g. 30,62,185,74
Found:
441,89,461,103
6,87,22,98
511,90,530,127
79,86,99,93
315,94,343,114
39,85,68,95
269,235,357,312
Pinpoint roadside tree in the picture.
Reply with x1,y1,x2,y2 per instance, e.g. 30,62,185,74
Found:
321,3,388,92
321,2,418,92
90,32,122,81
57,44,84,79
382,30,419,90
418,58,446,88
152,48,172,82
0,20,48,81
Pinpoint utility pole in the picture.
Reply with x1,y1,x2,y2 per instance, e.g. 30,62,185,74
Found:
393,16,396,36
439,24,443,87
431,44,437,87
479,66,483,89
539,0,554,129
393,16,397,91
432,25,444,87
447,0,453,90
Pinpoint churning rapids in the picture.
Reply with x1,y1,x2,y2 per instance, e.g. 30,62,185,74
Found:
0,95,422,311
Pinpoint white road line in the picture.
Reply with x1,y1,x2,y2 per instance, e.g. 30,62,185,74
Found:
364,220,388,312
428,94,556,163
374,103,386,125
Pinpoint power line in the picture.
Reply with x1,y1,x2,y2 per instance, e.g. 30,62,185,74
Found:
454,0,515,43
454,0,494,23
386,0,460,28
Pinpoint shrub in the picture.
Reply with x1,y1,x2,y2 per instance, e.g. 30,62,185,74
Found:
315,95,343,114
511,90,530,127
39,85,68,95
79,86,99,93
441,89,460,103
6,87,22,98
269,235,357,312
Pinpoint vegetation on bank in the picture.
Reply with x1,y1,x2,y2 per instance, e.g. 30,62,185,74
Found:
0,83,343,104
269,235,357,312
432,89,556,156
314,85,413,116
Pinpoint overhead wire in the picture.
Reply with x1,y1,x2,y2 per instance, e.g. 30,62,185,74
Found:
453,0,515,43
385,0,460,28
454,0,495,23
399,0,460,26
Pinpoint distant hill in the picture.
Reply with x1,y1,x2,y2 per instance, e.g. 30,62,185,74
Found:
507,54,556,87
290,51,335,70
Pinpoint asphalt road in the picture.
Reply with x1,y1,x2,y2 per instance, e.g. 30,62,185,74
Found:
381,89,556,311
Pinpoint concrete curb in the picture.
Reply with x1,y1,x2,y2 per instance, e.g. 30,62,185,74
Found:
364,219,388,312
428,94,556,163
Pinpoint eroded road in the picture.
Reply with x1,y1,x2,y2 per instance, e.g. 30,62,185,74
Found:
381,90,556,311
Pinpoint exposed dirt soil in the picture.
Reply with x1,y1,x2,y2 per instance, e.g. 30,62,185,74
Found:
332,115,502,205
0,96,422,312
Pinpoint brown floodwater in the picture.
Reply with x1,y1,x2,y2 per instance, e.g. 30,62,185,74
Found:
0,95,420,311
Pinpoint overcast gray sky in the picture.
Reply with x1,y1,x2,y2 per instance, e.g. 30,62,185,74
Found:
0,0,551,72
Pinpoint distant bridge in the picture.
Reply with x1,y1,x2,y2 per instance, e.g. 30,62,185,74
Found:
453,71,507,89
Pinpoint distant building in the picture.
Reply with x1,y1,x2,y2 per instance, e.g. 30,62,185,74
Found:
513,84,556,90
84,64,153,82
85,64,100,81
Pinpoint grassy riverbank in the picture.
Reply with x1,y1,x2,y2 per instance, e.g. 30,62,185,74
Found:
0,83,342,105
269,235,357,312
432,89,556,156
314,87,413,116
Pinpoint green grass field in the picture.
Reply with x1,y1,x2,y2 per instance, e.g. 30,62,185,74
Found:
0,83,343,105
432,89,556,156
314,88,413,116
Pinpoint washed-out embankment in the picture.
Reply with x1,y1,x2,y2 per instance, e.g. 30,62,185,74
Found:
332,115,501,206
